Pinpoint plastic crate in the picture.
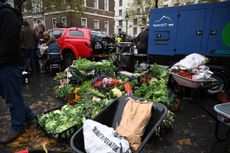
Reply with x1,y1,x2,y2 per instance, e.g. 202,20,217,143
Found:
214,103,230,126
170,72,214,89
70,95,167,153
36,106,79,140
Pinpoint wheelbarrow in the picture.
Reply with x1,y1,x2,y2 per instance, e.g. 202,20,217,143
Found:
70,95,167,153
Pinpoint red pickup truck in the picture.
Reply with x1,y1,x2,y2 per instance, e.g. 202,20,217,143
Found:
49,27,114,66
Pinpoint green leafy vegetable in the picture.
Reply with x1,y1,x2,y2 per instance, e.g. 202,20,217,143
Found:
37,99,112,138
72,58,95,71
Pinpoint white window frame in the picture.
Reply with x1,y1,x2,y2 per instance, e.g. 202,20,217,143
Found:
52,18,57,29
94,19,100,29
61,16,67,27
84,0,87,6
104,0,109,11
119,0,122,7
119,9,122,16
104,21,109,34
118,20,123,27
81,18,87,28
93,0,99,9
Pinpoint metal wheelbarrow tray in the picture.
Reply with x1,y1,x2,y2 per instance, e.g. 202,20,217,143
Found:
170,72,216,89
70,95,167,153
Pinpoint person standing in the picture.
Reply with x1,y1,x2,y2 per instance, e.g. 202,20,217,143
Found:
21,20,36,73
136,25,149,54
0,0,34,144
36,24,45,73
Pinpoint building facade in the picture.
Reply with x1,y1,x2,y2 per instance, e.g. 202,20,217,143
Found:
114,0,133,36
114,0,152,37
22,0,115,35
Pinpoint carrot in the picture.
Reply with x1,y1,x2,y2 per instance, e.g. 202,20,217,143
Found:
124,81,133,94
108,78,121,86
75,95,81,101
92,80,103,87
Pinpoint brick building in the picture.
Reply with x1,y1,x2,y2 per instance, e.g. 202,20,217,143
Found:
22,0,115,35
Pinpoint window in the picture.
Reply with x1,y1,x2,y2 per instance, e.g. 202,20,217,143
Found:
145,7,149,13
93,0,99,9
104,21,109,34
52,18,57,28
119,0,122,6
90,30,106,38
69,30,84,36
61,17,67,27
133,27,137,36
142,18,146,25
104,0,109,11
119,20,123,27
81,18,87,28
119,9,122,16
137,8,141,14
51,30,64,39
133,19,137,25
94,20,99,29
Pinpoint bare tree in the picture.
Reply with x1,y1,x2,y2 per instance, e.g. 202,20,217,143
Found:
15,0,84,13
127,0,161,27
14,0,26,12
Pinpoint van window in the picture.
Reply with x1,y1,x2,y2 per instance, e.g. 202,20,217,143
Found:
51,30,64,39
90,30,107,38
69,30,84,36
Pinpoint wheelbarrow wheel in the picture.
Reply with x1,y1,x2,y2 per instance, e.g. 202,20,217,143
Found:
207,74,226,94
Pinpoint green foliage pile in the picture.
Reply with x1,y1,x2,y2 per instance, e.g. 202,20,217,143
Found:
37,99,112,138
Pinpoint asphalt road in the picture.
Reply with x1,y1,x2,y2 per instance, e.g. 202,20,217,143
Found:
0,73,229,153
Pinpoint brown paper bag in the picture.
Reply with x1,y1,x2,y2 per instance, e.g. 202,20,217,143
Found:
116,97,153,152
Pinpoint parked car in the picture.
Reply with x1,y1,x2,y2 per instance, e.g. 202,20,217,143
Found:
49,27,115,66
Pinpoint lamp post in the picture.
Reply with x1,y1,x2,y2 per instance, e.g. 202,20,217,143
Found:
125,13,129,35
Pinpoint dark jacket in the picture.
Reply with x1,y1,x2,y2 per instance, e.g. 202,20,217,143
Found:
137,28,149,54
21,26,36,49
0,3,22,65
47,36,61,60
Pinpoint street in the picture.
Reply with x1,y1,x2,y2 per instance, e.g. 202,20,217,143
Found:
0,73,229,153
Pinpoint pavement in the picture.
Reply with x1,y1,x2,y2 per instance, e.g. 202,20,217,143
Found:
0,73,229,153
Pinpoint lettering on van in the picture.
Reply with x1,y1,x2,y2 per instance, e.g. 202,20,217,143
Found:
153,15,174,28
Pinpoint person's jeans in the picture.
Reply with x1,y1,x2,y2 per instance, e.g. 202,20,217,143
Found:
30,49,36,72
0,64,34,131
22,48,36,72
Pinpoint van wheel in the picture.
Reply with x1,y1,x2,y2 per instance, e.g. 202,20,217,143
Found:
63,52,75,67
207,74,225,94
